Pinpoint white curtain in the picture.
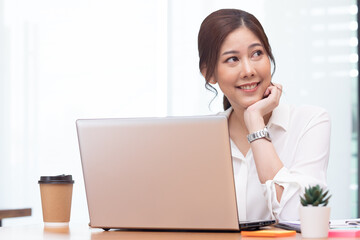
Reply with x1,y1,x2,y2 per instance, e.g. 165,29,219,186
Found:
0,0,168,225
0,0,357,225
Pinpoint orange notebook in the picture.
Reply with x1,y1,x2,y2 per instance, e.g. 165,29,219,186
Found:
241,230,297,237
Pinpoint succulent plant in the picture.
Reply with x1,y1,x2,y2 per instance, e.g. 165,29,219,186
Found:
300,185,331,207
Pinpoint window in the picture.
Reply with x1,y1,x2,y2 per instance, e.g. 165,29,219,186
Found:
0,0,357,225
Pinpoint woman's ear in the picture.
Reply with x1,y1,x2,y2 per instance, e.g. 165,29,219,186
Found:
209,78,217,84
201,67,217,84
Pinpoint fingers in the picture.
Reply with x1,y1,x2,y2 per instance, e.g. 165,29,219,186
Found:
263,88,271,98
248,82,283,117
264,83,282,98
262,83,282,111
273,83,283,92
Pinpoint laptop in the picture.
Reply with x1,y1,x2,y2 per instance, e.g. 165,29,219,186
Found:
76,115,275,231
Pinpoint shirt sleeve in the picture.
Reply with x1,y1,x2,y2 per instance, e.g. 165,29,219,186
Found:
262,109,331,221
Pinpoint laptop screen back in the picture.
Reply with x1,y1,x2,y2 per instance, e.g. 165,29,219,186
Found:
77,115,239,231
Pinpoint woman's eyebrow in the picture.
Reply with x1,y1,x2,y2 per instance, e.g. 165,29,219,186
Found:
249,43,262,49
221,50,239,56
221,43,263,56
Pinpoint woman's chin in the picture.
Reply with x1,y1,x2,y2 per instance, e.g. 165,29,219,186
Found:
230,96,263,110
243,99,261,108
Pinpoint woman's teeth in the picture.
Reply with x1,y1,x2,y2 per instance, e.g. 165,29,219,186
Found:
239,83,258,90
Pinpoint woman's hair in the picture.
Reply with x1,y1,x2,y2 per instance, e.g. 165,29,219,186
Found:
198,9,276,110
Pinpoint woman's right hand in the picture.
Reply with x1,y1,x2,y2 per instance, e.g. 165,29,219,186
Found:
244,83,282,132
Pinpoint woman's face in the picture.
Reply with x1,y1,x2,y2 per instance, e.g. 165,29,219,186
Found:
212,27,272,110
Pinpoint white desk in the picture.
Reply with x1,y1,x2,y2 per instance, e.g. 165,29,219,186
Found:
0,223,338,240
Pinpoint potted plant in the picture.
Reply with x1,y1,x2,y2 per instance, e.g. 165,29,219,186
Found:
299,185,331,238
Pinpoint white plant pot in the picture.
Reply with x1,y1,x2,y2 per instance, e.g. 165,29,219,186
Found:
300,206,330,238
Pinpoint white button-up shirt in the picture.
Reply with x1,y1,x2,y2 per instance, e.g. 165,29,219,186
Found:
219,104,331,221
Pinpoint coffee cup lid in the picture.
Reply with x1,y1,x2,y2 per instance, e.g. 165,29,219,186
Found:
38,174,74,184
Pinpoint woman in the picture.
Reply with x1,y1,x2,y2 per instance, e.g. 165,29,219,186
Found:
198,9,331,221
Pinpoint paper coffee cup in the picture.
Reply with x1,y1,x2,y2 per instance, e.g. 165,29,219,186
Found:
38,175,74,225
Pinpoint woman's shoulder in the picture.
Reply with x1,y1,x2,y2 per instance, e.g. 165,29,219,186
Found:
284,104,331,125
287,104,329,117
270,104,330,133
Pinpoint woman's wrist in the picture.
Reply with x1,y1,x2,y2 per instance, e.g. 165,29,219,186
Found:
244,110,265,133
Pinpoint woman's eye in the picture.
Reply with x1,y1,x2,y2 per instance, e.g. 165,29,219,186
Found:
225,56,238,63
253,50,263,57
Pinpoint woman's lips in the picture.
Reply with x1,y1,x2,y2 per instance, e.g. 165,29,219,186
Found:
236,82,260,92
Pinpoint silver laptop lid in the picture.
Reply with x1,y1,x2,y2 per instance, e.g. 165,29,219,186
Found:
77,115,239,231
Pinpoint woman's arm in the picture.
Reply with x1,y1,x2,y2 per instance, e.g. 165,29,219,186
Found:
244,83,330,220
246,100,331,220
269,109,331,220
244,84,285,201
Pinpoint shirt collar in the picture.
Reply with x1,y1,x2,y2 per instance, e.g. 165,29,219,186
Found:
221,107,233,118
219,104,289,131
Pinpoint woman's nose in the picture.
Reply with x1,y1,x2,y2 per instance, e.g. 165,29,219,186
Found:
239,59,255,79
